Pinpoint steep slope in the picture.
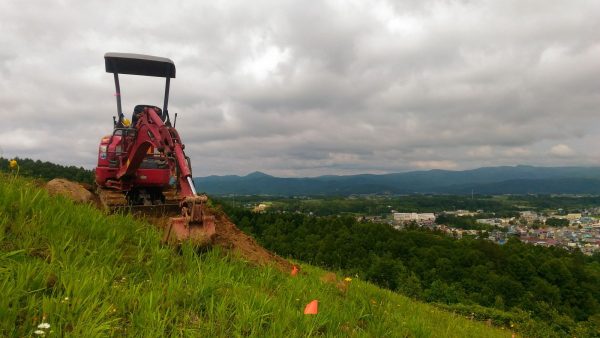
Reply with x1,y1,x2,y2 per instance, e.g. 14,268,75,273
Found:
0,174,509,337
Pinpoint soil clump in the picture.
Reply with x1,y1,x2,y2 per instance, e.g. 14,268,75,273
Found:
45,178,94,203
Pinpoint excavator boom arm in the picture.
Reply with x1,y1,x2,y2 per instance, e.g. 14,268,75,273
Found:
116,107,196,197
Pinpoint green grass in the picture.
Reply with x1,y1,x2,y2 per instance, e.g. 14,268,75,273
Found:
0,174,511,337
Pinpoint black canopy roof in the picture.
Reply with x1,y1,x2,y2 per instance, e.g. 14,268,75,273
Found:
104,52,176,78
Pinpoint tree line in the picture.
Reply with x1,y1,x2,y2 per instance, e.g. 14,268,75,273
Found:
0,157,94,185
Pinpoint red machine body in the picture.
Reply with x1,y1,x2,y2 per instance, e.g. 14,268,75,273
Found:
95,105,195,205
96,132,171,189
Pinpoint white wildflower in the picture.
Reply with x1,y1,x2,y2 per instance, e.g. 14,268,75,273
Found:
37,323,51,329
34,329,45,335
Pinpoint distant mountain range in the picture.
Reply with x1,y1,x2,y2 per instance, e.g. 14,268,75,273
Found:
194,165,600,196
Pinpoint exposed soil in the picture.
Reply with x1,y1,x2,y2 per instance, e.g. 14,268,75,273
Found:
44,178,294,273
147,209,294,273
46,178,95,203
210,210,294,273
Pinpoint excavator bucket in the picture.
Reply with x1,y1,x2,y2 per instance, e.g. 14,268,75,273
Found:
162,195,216,247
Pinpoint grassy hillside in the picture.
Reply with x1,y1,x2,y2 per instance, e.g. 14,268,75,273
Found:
0,174,510,337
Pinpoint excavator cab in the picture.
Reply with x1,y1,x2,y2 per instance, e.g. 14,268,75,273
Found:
132,105,162,127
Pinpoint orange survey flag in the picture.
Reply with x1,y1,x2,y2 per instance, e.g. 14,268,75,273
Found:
291,265,299,276
304,300,318,315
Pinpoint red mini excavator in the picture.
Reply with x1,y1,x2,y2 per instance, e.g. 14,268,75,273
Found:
95,52,215,245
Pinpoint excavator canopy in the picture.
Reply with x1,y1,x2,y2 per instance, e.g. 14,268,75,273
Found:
104,52,175,124
105,52,176,78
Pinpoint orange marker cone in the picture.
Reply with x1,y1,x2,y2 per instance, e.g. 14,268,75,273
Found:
304,300,318,315
291,265,299,276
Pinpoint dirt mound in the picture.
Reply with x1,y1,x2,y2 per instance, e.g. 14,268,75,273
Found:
211,211,294,273
46,178,94,203
152,209,294,272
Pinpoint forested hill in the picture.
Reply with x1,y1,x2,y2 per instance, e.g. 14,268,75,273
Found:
195,165,600,196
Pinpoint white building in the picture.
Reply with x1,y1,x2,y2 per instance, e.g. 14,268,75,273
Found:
393,212,436,223
477,218,499,226
520,211,539,222
394,213,419,222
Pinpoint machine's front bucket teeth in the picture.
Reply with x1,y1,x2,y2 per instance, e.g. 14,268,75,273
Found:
162,195,216,247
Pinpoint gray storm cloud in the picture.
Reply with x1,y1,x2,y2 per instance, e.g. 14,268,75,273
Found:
1,0,599,176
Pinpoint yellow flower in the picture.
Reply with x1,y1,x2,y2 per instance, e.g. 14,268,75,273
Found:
9,159,18,169
344,277,352,282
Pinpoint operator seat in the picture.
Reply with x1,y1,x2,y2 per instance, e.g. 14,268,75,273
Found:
132,104,163,127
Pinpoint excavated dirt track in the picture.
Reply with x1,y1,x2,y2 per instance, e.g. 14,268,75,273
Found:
210,210,293,272
143,208,293,273
45,179,293,273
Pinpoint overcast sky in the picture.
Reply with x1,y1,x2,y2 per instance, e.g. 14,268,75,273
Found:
1,0,599,177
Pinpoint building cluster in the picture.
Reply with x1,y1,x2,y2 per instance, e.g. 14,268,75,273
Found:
514,225,600,255
252,203,269,213
390,210,600,255
477,211,590,226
